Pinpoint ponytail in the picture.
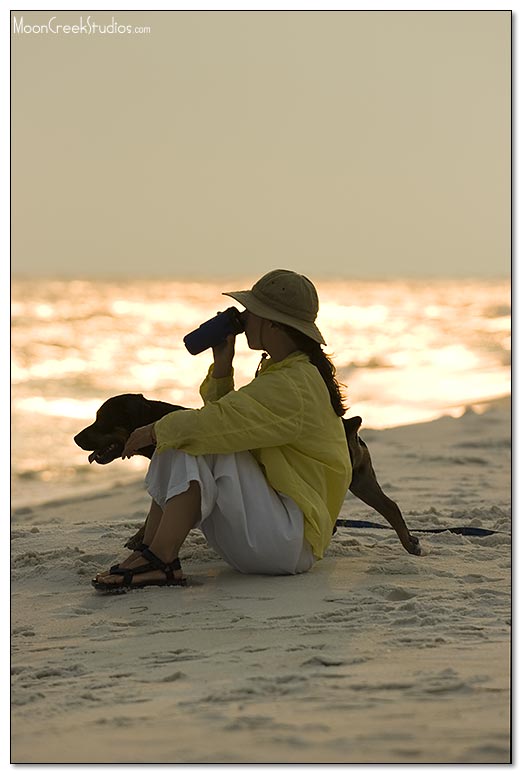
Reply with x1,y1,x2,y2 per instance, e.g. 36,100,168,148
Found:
277,323,348,417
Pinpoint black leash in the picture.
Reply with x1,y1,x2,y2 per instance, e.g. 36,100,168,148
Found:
335,519,504,538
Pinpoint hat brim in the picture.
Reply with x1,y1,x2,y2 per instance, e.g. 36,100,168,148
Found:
223,290,326,346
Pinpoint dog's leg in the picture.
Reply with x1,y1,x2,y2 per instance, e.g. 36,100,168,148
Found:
345,423,421,556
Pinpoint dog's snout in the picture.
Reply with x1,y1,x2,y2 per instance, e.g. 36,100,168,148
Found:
74,428,94,450
74,431,85,448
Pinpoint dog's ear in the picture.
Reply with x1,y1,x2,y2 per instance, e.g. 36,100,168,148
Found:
129,395,157,429
343,416,363,434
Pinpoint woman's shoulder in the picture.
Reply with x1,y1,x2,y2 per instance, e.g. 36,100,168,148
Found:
259,351,310,375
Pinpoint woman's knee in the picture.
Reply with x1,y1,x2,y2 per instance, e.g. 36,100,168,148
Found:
165,479,202,508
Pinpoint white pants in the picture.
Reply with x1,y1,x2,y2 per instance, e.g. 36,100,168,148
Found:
145,449,315,576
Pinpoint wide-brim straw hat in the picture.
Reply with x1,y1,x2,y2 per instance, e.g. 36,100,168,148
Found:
223,269,326,345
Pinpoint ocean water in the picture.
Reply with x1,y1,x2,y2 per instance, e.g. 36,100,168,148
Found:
11,277,510,509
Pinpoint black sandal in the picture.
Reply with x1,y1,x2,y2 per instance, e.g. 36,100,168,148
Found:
92,547,187,592
108,543,148,575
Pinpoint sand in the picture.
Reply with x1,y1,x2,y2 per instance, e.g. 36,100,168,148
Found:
10,399,511,764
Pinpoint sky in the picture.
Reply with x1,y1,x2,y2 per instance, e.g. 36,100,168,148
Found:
11,9,510,279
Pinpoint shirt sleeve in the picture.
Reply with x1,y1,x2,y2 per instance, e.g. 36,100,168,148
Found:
155,367,304,456
199,364,235,404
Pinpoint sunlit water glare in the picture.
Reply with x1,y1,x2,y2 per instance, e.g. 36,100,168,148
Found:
11,277,510,508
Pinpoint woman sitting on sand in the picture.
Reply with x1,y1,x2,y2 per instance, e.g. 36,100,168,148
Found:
93,269,352,591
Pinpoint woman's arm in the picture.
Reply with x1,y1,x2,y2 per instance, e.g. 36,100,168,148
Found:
211,333,235,378
155,367,304,457
200,334,236,404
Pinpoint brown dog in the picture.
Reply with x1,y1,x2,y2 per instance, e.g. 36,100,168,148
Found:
74,394,420,555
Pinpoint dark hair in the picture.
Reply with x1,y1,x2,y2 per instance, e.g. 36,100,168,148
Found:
277,323,348,417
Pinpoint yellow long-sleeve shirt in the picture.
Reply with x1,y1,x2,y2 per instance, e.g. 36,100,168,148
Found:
154,351,351,559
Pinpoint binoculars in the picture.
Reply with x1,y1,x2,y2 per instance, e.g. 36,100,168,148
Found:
183,307,245,355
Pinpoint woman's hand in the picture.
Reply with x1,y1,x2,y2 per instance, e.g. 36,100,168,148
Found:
122,423,156,459
212,333,236,378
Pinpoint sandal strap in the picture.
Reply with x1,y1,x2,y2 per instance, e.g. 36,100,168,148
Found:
109,567,135,583
140,547,182,580
110,543,149,574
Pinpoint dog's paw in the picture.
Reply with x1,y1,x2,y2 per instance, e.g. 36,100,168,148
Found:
400,532,422,556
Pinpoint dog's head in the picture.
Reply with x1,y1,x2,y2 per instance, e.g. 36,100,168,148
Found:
74,394,154,464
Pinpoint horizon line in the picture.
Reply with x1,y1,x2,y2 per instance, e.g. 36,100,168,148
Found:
11,272,511,282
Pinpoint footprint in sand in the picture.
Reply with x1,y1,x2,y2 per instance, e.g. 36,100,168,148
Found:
12,625,35,637
140,648,206,664
386,588,417,601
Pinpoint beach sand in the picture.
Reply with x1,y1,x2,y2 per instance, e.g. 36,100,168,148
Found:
11,399,511,764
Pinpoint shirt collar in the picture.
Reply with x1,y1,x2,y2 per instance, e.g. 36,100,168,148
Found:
258,350,309,375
